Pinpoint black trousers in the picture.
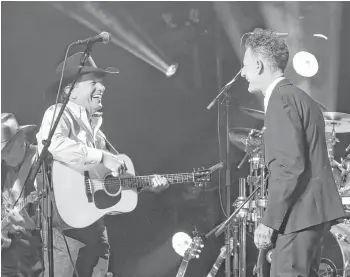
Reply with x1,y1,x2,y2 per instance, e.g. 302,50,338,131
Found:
63,219,110,277
1,230,44,277
270,222,330,277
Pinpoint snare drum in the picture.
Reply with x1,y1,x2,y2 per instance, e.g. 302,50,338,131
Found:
319,222,350,277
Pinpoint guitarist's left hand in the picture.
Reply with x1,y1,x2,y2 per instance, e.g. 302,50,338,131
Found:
145,175,169,193
254,223,275,250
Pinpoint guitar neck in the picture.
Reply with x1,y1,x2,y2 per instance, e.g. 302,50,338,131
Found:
207,247,226,277
176,258,190,277
117,173,194,188
1,196,31,225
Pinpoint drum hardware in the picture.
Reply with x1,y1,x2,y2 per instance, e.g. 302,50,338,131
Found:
323,112,350,134
205,145,268,277
204,183,262,277
239,107,265,120
229,128,263,154
323,112,350,191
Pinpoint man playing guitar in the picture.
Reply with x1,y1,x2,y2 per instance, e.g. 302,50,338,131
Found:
1,113,44,277
37,52,169,277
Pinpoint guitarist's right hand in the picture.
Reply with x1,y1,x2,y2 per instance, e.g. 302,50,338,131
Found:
101,152,127,177
6,208,36,230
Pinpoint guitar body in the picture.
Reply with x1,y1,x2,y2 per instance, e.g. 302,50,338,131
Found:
51,154,138,229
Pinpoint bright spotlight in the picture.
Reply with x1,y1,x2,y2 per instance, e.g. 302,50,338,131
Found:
166,64,178,77
313,34,328,40
172,232,192,257
293,51,319,78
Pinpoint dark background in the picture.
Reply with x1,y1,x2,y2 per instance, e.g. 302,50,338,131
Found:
2,2,350,276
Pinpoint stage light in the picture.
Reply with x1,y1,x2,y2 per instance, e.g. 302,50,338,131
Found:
313,34,328,40
165,64,178,77
172,232,192,257
293,51,319,78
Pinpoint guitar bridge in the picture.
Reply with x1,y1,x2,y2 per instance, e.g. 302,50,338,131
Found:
84,171,93,203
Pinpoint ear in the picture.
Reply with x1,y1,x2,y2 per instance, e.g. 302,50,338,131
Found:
64,84,77,99
256,60,264,75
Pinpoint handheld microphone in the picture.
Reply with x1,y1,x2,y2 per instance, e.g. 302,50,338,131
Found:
72,31,111,46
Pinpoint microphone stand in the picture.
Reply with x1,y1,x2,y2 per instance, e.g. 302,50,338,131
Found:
207,69,241,277
205,185,260,239
21,44,93,277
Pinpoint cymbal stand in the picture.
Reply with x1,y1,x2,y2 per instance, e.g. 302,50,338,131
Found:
327,123,339,163
236,178,248,277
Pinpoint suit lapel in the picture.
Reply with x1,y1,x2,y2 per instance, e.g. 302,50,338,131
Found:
264,79,293,165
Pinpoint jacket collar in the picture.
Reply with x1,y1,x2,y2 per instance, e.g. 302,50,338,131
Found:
270,78,293,97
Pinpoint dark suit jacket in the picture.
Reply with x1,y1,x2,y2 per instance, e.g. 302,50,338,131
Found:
262,79,345,234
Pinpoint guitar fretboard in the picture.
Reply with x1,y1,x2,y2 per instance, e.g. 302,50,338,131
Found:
176,258,190,277
1,196,32,224
108,173,195,188
207,247,226,277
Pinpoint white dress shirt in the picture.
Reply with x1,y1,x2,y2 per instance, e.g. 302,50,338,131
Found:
36,101,107,171
264,77,286,112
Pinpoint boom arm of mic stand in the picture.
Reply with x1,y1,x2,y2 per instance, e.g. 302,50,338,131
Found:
207,69,242,110
205,186,261,239
21,45,92,277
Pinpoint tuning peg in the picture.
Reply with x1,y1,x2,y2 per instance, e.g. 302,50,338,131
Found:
195,254,200,259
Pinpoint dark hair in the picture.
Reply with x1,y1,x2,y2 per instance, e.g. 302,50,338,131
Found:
245,28,289,72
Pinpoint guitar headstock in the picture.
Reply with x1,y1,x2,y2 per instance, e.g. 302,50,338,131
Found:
192,162,224,188
184,236,204,261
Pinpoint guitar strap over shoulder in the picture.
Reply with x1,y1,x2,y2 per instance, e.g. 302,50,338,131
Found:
96,130,120,155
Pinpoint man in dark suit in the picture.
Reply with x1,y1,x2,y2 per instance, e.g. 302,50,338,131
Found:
241,29,345,277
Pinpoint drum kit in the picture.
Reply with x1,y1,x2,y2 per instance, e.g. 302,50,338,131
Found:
227,107,350,277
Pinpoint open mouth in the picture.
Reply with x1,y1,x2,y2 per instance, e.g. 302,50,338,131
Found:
92,93,103,104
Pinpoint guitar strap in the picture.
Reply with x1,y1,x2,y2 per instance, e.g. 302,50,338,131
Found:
97,131,119,155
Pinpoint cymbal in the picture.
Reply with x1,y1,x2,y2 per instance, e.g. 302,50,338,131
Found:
314,99,328,112
229,127,263,152
323,112,350,133
240,107,265,120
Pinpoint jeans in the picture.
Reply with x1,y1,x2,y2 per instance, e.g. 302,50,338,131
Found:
1,229,44,277
63,219,110,277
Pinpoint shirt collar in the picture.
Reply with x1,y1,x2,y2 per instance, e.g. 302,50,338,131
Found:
67,101,87,120
67,101,102,136
264,76,285,112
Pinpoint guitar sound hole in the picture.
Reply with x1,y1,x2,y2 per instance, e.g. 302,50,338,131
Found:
103,175,121,196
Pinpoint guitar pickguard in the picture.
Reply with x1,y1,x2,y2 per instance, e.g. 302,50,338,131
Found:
85,171,122,209
93,190,122,209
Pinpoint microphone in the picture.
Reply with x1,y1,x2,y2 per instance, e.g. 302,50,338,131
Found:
224,69,242,88
72,31,111,46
